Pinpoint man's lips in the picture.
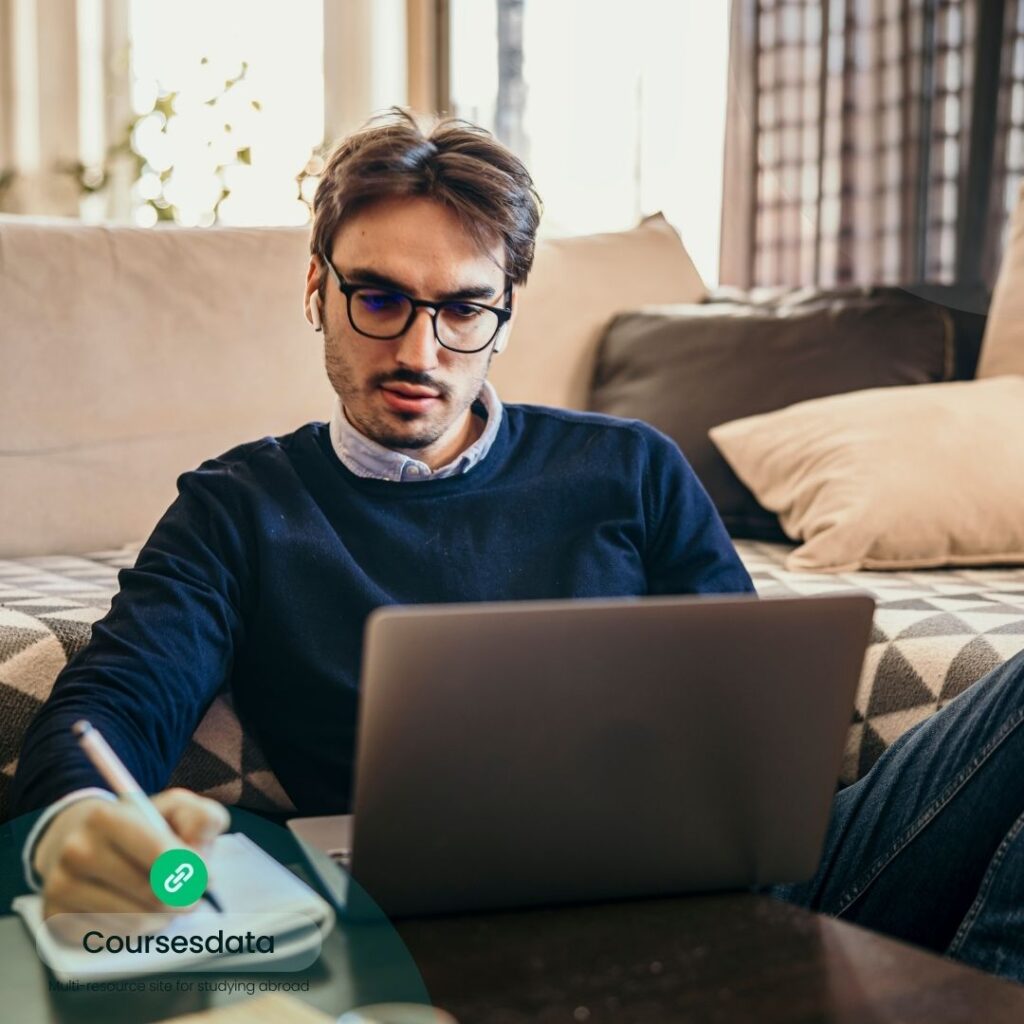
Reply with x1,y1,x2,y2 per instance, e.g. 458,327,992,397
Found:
379,383,443,414
381,383,441,397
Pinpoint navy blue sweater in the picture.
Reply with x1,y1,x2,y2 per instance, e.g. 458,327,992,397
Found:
12,405,754,816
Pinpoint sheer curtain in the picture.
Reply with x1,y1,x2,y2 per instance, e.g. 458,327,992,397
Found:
0,0,436,223
0,0,131,217
448,0,732,283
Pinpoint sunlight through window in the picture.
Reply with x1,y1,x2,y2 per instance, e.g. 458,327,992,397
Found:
128,0,324,227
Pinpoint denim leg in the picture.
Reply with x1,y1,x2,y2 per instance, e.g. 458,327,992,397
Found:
945,808,1024,981
770,648,1024,966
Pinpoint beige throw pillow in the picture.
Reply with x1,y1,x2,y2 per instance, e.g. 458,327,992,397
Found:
708,377,1024,573
979,181,1024,377
488,213,706,410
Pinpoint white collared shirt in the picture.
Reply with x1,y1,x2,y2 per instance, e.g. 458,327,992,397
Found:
328,380,504,481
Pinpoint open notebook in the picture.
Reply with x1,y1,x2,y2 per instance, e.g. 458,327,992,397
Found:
14,833,335,982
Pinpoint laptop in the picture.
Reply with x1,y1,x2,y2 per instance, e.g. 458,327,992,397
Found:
288,592,875,919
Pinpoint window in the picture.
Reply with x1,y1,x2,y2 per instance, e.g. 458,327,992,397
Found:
127,0,324,227
449,0,731,283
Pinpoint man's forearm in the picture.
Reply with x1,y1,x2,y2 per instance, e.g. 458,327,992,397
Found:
11,701,120,816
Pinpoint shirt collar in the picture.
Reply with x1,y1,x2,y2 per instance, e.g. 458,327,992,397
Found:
329,380,503,482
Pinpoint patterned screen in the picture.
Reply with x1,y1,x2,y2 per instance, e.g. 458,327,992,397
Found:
989,0,1024,282
736,0,1024,289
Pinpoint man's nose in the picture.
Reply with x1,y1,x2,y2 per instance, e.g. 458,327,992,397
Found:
394,307,440,371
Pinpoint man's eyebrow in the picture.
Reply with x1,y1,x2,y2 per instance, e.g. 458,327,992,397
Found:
341,266,498,302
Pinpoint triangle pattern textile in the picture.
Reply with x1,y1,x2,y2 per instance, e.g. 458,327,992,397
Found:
734,541,1024,786
2,539,1023,819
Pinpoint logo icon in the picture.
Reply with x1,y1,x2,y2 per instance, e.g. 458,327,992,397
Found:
150,849,208,907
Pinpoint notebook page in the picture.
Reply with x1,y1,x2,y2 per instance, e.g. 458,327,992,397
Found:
204,833,331,917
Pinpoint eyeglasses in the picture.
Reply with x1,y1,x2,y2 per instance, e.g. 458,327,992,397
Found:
320,251,513,354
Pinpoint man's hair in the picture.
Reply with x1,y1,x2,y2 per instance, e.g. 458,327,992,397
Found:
311,107,542,287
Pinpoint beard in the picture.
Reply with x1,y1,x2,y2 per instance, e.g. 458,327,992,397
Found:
323,325,490,452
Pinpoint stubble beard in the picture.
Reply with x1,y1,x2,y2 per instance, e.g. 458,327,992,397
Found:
323,327,489,452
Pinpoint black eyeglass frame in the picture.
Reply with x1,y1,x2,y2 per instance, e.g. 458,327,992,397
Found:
320,250,513,354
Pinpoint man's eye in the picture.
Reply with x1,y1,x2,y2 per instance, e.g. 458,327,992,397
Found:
445,303,483,319
358,291,404,312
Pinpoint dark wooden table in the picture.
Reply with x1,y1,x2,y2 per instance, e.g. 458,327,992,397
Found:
396,892,1024,1023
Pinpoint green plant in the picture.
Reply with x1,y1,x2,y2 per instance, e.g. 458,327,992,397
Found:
51,55,325,225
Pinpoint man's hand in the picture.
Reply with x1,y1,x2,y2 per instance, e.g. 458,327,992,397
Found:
33,789,230,920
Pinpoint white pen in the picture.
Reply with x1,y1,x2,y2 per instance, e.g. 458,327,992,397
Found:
72,719,224,912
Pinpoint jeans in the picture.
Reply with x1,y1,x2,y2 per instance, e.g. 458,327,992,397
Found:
770,647,1024,983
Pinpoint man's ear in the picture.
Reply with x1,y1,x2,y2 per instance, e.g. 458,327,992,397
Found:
304,255,323,330
492,284,518,355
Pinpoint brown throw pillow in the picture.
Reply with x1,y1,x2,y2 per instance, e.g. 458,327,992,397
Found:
708,377,1024,573
589,288,958,540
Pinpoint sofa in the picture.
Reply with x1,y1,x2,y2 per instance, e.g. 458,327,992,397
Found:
2,207,1023,821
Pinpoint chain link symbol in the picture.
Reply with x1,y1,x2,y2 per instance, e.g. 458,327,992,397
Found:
151,849,207,904
163,862,195,894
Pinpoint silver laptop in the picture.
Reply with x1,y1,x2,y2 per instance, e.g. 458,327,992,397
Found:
288,592,874,919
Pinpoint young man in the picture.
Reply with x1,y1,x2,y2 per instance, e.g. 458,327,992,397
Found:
12,110,1024,983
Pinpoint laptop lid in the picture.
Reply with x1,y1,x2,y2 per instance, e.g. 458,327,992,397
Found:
348,592,874,918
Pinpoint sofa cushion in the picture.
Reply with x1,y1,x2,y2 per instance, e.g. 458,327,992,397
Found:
737,540,1024,783
5,542,1023,819
488,212,705,410
710,377,1024,572
978,181,1024,377
590,287,960,540
0,218,335,558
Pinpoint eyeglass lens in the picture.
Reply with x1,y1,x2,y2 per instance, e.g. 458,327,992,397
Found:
350,289,499,351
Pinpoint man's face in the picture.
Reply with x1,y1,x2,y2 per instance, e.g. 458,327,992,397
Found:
306,196,513,467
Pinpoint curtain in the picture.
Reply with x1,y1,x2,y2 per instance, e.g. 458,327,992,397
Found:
721,0,1023,293
0,0,132,218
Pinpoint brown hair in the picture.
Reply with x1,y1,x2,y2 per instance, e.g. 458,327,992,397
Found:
311,107,542,287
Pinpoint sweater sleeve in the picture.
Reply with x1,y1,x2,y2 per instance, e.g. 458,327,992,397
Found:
10,463,252,815
640,428,756,597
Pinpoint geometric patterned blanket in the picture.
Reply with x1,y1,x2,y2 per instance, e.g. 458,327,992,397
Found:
736,541,1024,784
2,542,1023,821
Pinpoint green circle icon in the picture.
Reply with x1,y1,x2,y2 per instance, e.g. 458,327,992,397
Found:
150,848,208,907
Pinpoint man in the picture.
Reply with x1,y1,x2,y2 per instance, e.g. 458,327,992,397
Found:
12,110,1024,983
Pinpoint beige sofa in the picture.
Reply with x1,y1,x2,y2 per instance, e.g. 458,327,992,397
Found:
0,212,703,557
1,209,1023,820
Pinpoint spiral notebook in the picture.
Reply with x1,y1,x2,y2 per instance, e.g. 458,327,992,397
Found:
13,832,335,982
